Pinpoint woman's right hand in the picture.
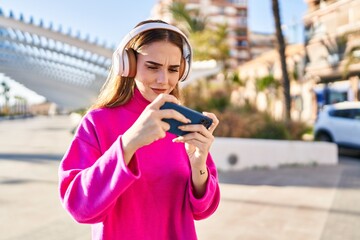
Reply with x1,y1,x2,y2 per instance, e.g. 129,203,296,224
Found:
121,93,190,164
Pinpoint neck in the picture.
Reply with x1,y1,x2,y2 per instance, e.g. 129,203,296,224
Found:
125,87,151,113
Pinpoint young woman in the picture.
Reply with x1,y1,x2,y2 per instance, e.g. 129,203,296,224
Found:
58,19,220,240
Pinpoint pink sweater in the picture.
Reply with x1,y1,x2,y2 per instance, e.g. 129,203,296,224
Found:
58,89,220,240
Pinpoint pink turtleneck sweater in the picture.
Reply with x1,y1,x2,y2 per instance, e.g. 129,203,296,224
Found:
58,89,220,240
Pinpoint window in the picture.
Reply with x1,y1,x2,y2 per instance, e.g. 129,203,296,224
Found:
235,28,247,36
228,0,247,7
237,40,248,47
237,9,247,17
330,109,353,119
353,109,360,120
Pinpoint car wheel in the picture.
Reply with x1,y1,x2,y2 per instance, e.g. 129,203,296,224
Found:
316,132,332,142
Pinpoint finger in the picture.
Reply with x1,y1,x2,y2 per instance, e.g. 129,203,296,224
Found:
178,124,211,137
173,131,209,144
202,112,219,134
160,109,191,124
160,120,171,132
175,137,209,152
150,93,180,110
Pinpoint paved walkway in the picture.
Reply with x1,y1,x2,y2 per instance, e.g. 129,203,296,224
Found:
0,115,360,240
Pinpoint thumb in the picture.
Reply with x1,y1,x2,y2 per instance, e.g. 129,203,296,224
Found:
150,93,180,109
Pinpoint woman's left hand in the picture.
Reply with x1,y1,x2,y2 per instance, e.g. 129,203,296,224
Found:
173,112,219,168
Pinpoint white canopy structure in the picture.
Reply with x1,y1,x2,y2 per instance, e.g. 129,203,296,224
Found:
0,9,221,110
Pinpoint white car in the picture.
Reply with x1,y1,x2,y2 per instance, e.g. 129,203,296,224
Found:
314,101,360,149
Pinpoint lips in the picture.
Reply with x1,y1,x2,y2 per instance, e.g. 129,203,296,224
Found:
151,88,167,94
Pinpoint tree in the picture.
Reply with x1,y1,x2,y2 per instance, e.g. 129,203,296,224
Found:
271,0,291,122
168,2,236,101
342,31,360,78
256,74,280,114
1,81,10,114
168,1,206,34
168,2,230,70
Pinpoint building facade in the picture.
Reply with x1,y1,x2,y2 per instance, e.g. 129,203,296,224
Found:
248,31,277,59
235,0,360,123
303,0,360,106
151,0,250,66
234,44,316,122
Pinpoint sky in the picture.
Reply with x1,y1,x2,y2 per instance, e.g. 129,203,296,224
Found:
0,0,307,104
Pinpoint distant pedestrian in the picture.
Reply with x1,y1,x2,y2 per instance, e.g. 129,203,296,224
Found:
58,19,220,240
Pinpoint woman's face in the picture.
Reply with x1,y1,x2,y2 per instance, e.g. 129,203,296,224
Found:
134,41,182,102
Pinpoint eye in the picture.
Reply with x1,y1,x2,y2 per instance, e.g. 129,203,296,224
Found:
169,68,179,73
147,65,158,70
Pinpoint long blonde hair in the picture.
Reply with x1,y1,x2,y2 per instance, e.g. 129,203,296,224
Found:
90,20,183,110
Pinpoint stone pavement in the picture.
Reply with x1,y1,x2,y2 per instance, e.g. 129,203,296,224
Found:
0,115,360,240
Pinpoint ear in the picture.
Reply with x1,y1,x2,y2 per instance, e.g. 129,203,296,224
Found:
124,48,137,78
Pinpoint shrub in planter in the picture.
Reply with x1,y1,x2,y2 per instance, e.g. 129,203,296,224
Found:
251,119,290,140
213,107,310,140
181,83,311,140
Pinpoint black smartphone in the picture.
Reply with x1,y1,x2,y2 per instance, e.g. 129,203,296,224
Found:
160,102,213,136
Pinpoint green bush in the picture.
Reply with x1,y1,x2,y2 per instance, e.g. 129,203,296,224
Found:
252,119,290,140
181,82,311,140
181,84,231,113
213,107,310,140
205,89,230,112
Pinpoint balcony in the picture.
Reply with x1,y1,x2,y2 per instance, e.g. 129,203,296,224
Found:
227,0,247,8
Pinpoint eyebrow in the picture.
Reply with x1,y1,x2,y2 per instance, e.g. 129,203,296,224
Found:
145,61,180,68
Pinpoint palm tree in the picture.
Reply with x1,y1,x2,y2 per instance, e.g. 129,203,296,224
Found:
256,74,281,114
343,45,360,101
343,47,358,78
1,81,10,114
271,0,291,122
168,1,206,34
210,23,230,66
168,1,210,61
168,2,230,67
168,2,235,111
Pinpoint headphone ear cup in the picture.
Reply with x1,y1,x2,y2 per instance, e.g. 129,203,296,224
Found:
179,57,186,81
127,48,137,78
123,48,137,77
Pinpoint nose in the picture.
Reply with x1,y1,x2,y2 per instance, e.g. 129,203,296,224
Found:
156,69,168,84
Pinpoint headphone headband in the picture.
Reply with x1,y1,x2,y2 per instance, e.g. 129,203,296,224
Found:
113,22,193,81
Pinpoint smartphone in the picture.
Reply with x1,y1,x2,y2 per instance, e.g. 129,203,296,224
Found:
160,102,213,136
